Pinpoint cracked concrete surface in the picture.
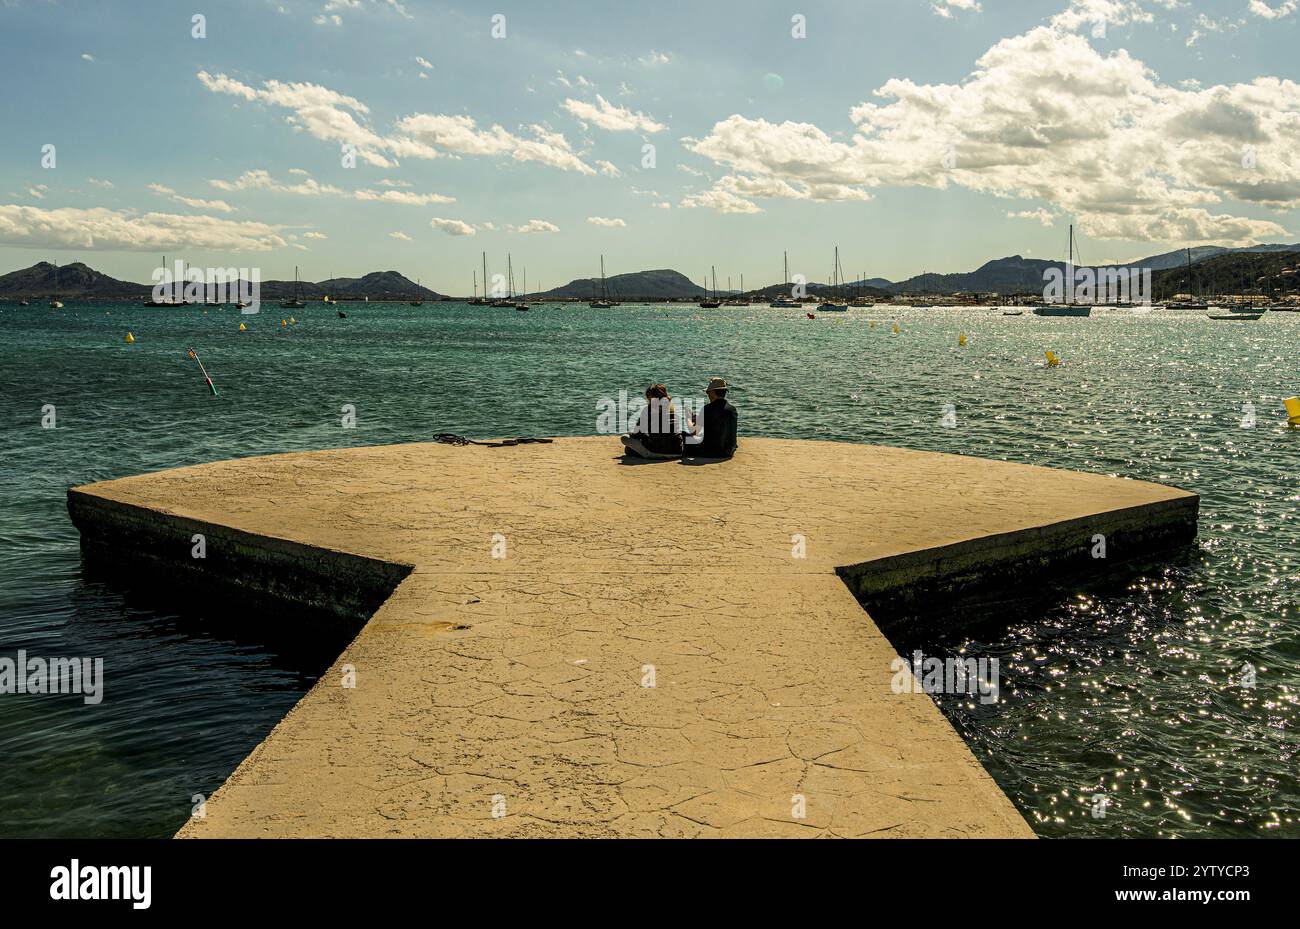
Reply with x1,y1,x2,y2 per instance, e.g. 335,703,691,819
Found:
65,437,1197,838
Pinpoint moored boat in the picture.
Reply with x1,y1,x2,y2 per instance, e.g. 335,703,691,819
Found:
817,247,848,311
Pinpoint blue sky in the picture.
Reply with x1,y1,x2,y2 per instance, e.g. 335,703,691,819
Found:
1,0,1298,292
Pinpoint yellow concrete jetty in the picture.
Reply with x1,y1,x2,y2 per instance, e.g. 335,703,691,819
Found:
66,438,1197,838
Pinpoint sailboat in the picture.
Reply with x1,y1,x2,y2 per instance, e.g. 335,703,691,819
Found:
280,266,305,309
698,267,722,308
818,248,848,311
516,266,529,311
470,254,491,305
143,256,180,307
48,261,63,308
590,255,615,308
1166,248,1209,310
1033,226,1092,317
409,279,424,306
725,274,750,306
771,251,800,307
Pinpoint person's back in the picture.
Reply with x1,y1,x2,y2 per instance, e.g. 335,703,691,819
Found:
688,377,738,459
620,384,684,459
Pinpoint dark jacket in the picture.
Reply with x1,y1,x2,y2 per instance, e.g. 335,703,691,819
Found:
633,399,684,455
688,398,738,458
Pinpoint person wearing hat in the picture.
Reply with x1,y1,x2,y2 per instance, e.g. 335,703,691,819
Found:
685,376,738,459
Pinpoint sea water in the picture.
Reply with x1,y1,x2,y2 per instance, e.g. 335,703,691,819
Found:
0,300,1296,837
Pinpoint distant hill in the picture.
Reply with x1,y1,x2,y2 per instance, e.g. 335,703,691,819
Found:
883,242,1300,294
1151,249,1300,299
0,261,144,298
539,268,890,301
0,262,443,300
539,269,703,301
1135,242,1300,272
267,271,442,300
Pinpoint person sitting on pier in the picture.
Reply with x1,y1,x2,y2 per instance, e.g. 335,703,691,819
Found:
684,376,738,460
620,384,684,459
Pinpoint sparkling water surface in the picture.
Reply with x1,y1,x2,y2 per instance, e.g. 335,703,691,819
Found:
1,300,1296,837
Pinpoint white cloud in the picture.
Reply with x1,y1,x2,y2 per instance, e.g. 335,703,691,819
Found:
681,16,1298,243
199,71,596,175
931,0,982,18
313,14,342,26
388,231,412,240
587,216,626,227
596,160,622,177
147,183,236,214
396,114,595,174
210,170,345,197
0,203,288,251
562,95,665,133
87,177,114,188
639,50,671,66
1008,208,1056,226
679,184,763,214
303,231,328,239
210,169,452,205
81,53,94,62
429,217,476,236
27,185,48,200
1249,0,1297,19
354,188,454,205
514,219,559,234
415,56,433,70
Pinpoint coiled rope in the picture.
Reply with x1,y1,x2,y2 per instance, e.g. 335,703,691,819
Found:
432,434,555,448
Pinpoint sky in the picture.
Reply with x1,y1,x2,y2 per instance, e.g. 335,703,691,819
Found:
1,0,1298,293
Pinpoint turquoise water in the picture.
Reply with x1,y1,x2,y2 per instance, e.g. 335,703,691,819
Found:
1,299,1297,837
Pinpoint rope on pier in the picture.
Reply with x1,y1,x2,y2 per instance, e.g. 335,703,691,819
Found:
432,434,555,448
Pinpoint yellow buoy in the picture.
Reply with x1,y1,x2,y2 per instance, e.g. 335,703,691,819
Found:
124,332,135,344
1046,350,1060,367
958,333,967,346
281,319,287,327
1284,396,1300,425
289,317,296,325
892,323,901,334
239,322,247,332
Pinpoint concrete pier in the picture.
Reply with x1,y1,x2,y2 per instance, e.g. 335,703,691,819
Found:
66,438,1197,838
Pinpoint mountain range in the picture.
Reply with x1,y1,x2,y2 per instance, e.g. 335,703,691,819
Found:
3,242,1299,301
0,262,444,300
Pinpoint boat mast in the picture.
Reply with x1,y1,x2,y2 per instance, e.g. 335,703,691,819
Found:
482,251,488,300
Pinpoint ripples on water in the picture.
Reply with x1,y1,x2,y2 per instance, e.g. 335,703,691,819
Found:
0,300,1296,837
